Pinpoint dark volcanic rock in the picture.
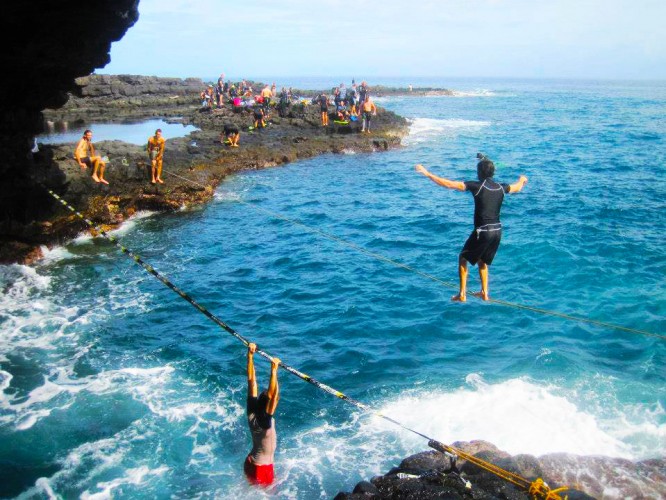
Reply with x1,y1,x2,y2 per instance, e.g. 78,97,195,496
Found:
1,74,408,264
335,442,663,499
0,2,139,233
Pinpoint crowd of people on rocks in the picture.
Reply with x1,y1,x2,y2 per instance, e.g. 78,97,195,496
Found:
74,73,380,186
202,74,380,135
312,80,377,132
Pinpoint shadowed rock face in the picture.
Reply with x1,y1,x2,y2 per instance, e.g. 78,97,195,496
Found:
0,1,139,224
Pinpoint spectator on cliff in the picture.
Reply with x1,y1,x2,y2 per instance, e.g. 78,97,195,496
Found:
347,83,357,116
215,80,225,108
253,106,266,130
147,128,166,184
361,95,377,133
75,129,108,184
261,85,272,117
221,124,240,147
217,72,225,87
201,85,214,110
229,84,238,99
336,105,350,122
334,89,345,113
277,88,290,118
271,82,277,97
357,81,369,116
318,92,329,126
244,343,280,486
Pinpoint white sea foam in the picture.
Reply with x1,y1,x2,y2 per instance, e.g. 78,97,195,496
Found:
213,190,243,203
405,117,491,144
254,374,665,498
104,210,157,238
12,364,244,497
451,88,497,97
81,465,169,500
67,210,156,246
370,375,636,458
39,245,78,263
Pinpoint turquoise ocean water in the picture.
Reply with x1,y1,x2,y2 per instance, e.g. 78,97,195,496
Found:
1,78,665,498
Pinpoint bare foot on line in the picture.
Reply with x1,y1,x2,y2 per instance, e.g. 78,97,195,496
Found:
157,178,164,184
451,294,466,302
100,179,109,185
92,175,100,183
472,291,489,301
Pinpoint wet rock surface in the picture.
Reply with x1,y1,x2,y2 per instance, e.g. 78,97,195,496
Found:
1,75,409,264
334,441,665,499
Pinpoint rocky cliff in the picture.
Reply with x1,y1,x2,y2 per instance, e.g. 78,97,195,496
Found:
0,1,139,252
1,74,409,264
335,440,665,499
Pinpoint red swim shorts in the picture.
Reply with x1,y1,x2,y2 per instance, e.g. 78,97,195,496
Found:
244,455,274,485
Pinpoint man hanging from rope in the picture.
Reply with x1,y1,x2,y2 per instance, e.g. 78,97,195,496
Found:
244,343,280,486
415,155,528,302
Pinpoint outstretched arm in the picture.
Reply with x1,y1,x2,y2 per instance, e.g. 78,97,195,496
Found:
508,175,528,193
247,343,258,398
415,164,466,191
265,357,281,416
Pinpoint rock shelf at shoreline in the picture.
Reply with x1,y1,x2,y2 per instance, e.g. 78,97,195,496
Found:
1,75,409,264
334,440,664,499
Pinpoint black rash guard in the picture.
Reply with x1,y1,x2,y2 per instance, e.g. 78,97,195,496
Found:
463,178,511,228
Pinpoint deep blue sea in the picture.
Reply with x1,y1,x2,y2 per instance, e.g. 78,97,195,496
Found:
1,78,665,499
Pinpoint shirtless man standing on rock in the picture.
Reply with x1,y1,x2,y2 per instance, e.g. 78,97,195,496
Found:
75,129,108,184
147,128,165,184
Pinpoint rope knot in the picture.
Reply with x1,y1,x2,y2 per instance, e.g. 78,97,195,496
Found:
529,478,568,500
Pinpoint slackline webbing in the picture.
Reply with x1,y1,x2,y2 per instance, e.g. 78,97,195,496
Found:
46,187,567,499
163,168,663,341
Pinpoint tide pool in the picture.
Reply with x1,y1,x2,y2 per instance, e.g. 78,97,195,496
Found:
36,118,198,146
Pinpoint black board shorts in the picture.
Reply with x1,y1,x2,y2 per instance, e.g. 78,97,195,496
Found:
460,225,502,265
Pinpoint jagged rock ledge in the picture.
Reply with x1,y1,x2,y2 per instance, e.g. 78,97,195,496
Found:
334,440,664,499
0,75,409,265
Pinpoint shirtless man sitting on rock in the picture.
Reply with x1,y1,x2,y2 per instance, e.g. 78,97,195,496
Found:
75,129,108,184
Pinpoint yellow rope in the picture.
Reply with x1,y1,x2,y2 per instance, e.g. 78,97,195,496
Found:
529,478,569,500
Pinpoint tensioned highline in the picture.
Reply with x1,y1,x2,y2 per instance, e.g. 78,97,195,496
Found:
164,168,663,341
45,187,570,500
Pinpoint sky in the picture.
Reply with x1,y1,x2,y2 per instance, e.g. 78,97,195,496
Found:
101,0,666,80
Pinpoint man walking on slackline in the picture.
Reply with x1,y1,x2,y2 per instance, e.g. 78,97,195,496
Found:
415,156,528,302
